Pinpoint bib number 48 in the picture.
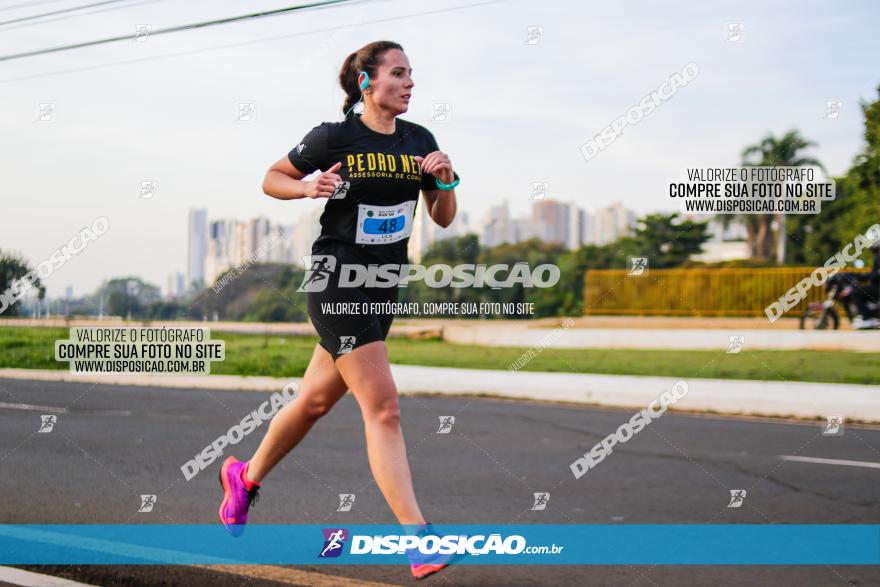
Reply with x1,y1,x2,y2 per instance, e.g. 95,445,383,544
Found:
378,218,398,233
355,201,416,244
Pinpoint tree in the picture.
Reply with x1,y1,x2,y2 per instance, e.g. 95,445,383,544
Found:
99,277,160,319
0,249,45,317
398,235,567,318
530,243,621,317
399,235,483,309
723,129,824,262
245,288,303,322
481,238,567,316
421,234,481,266
629,213,711,268
837,85,880,243
531,214,711,317
186,263,308,322
787,84,880,265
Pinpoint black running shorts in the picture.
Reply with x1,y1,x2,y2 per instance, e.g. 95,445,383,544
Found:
305,241,399,360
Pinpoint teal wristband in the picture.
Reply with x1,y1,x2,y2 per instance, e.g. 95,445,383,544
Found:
435,172,460,191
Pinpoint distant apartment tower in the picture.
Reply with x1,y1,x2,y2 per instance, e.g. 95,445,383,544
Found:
409,205,432,263
203,216,294,283
249,216,288,263
205,219,237,284
409,208,472,263
187,208,208,290
531,199,570,246
590,202,636,245
279,223,296,263
582,208,595,245
293,206,324,267
610,202,636,241
511,217,535,242
165,272,185,299
482,201,514,247
245,217,263,260
566,202,586,250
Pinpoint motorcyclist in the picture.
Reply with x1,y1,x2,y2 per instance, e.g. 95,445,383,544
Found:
849,240,880,329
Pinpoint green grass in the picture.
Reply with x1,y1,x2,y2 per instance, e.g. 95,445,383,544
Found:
386,338,880,384
2,326,879,385
0,327,317,378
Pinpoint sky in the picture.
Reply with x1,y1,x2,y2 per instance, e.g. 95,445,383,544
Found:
1,0,879,297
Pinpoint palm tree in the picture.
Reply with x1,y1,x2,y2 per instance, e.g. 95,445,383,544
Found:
722,130,824,262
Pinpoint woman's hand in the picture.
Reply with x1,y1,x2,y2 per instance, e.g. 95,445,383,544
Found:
415,152,454,185
305,161,343,198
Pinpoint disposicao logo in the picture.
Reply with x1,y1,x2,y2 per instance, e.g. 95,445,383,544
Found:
318,528,348,558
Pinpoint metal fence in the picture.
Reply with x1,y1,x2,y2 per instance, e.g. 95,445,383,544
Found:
582,267,871,316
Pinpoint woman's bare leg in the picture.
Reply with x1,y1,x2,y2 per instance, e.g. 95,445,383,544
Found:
246,343,348,483
334,341,426,525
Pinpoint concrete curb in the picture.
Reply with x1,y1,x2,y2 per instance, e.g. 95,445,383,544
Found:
2,366,877,423
0,368,292,392
390,365,880,422
442,325,880,352
7,319,877,350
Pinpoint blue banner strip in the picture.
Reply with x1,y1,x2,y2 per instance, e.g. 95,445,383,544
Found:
0,525,877,565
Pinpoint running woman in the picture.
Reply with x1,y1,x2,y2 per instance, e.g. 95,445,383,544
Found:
218,41,461,580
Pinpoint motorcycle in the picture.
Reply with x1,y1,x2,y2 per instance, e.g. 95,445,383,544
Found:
800,270,879,330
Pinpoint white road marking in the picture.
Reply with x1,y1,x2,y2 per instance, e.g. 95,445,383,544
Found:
0,403,129,416
0,566,96,586
0,403,67,413
779,455,880,469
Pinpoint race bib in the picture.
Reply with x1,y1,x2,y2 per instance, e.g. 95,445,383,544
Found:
355,200,415,244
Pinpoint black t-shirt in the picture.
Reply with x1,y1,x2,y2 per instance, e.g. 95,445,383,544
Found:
288,114,458,265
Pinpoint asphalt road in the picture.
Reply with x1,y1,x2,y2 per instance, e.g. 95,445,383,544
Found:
1,377,879,586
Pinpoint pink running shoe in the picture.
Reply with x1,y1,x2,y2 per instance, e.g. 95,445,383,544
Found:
218,456,260,537
405,522,461,580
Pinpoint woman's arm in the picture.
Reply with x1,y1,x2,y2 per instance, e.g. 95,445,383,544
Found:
421,187,457,228
262,157,342,201
415,152,457,228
